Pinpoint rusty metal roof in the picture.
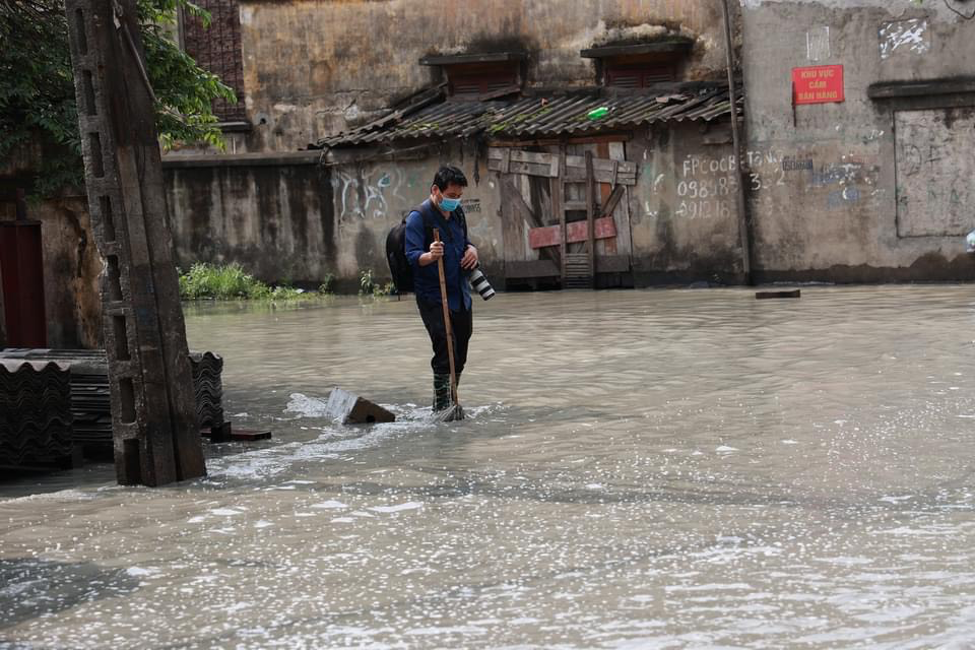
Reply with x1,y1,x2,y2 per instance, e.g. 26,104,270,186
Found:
316,85,740,148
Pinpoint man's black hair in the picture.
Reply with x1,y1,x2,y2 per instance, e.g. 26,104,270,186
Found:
432,165,468,191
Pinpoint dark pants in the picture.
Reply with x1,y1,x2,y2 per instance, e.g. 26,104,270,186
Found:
416,297,472,376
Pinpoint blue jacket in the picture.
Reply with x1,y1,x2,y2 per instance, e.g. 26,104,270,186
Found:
405,199,472,312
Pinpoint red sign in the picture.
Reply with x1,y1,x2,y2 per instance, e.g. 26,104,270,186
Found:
792,65,844,105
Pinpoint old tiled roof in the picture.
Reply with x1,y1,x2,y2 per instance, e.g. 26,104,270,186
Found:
316,84,740,148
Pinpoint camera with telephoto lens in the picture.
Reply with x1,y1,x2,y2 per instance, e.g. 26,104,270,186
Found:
467,264,495,300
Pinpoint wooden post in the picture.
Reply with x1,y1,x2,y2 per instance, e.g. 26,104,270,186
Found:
64,0,205,486
555,144,567,283
721,0,753,284
585,151,596,287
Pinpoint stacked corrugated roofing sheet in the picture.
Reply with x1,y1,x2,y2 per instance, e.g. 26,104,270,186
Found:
1,360,74,468
317,85,739,148
190,351,224,430
0,349,227,455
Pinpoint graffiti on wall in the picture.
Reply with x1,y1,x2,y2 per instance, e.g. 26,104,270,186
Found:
879,19,930,60
332,167,417,225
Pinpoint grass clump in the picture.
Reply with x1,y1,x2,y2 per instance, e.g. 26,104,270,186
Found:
179,263,270,300
178,263,325,301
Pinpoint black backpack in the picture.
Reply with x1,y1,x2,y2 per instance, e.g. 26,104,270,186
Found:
386,203,466,294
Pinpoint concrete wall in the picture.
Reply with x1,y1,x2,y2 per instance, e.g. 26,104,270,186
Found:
740,0,975,282
162,142,505,290
0,196,103,348
205,0,734,154
627,122,745,285
165,159,338,286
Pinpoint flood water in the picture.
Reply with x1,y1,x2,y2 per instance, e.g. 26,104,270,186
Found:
1,286,974,649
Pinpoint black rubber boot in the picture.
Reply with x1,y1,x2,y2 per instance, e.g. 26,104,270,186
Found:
433,374,452,412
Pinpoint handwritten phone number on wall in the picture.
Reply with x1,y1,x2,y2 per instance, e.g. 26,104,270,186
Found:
676,178,734,199
676,200,732,219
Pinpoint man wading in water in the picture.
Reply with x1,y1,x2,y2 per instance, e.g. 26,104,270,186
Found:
404,165,477,413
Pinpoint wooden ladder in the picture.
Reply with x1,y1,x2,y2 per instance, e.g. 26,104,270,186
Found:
555,150,597,289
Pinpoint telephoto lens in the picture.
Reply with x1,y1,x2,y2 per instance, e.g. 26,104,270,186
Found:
468,264,495,300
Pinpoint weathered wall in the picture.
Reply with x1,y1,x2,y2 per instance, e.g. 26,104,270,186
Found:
627,122,745,285
218,0,734,153
162,142,505,290
740,0,975,281
164,159,338,287
0,196,103,348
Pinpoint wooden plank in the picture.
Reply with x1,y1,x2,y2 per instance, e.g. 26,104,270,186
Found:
500,147,511,174
598,142,612,206
571,217,616,242
529,224,562,249
501,176,561,266
608,141,633,263
756,290,801,300
499,176,526,263
511,149,557,165
508,160,555,178
511,176,542,229
564,165,636,185
490,147,636,184
599,185,626,218
557,145,567,281
230,428,273,441
528,217,617,249
567,155,636,176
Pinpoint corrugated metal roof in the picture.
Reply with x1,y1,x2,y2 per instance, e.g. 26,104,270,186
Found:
316,85,740,148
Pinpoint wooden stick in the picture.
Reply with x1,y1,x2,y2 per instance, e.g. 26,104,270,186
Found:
433,230,458,404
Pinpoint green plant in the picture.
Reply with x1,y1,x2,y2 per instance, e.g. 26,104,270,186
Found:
358,269,393,298
318,272,336,294
358,269,375,295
